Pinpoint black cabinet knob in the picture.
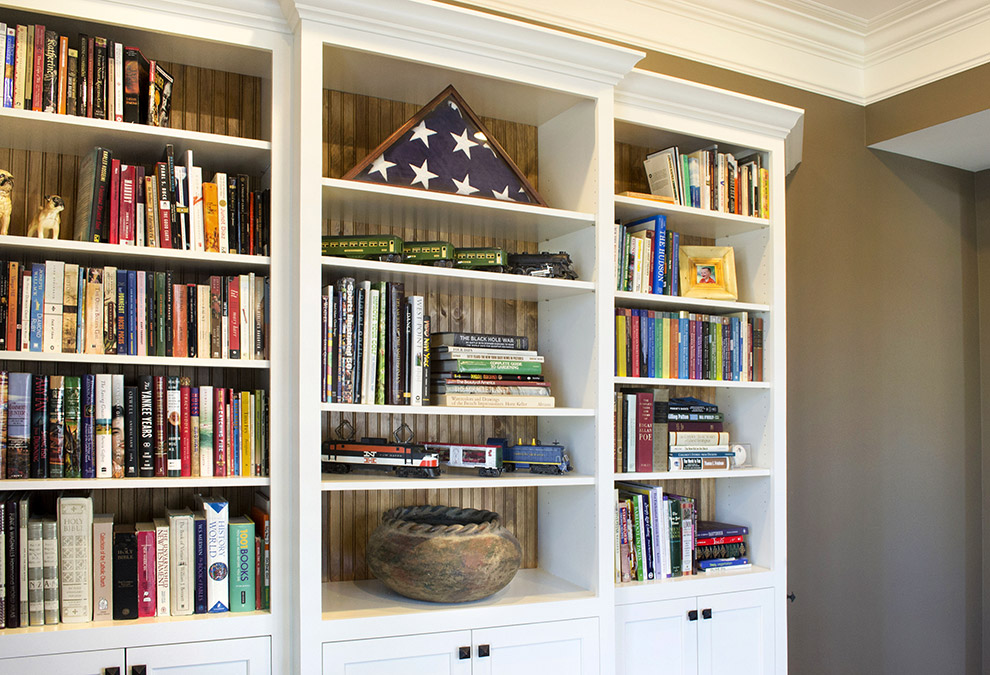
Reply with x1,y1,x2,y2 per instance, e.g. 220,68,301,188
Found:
478,644,491,658
788,592,796,603
459,646,471,660
104,669,120,675
687,610,698,621
701,608,712,620
131,667,147,675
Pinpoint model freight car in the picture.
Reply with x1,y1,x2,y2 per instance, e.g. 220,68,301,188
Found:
321,438,441,478
404,241,456,267
507,251,578,280
454,247,508,272
426,442,503,477
321,235,404,262
487,438,571,475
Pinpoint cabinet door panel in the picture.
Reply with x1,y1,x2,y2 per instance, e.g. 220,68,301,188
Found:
473,618,599,675
0,649,125,675
125,636,270,674
322,631,472,675
616,598,697,675
698,588,774,675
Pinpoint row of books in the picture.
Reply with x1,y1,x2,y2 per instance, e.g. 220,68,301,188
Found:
0,259,269,360
615,308,764,382
322,279,429,406
73,145,270,256
615,393,733,473
615,482,696,582
0,492,269,630
615,215,679,295
642,145,769,218
431,332,553,409
0,371,269,480
0,21,172,125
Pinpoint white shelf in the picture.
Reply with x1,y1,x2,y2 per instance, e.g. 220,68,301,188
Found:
613,291,769,314
0,610,273,660
0,477,270,491
614,468,770,481
613,194,770,239
0,351,270,369
321,471,594,491
0,235,271,271
323,178,596,241
321,403,595,417
614,376,769,389
614,566,775,605
0,107,271,174
322,256,593,301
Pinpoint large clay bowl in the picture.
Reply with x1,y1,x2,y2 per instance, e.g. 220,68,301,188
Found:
368,505,522,603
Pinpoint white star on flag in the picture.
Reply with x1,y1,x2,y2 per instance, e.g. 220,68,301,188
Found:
453,174,479,196
410,121,436,147
410,160,439,189
492,186,514,201
368,155,396,180
450,129,479,158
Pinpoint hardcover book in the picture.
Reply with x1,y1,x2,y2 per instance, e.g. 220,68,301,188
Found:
92,512,113,620
58,495,93,623
168,508,194,615
196,495,229,613
152,517,170,616
112,525,138,620
6,372,31,478
228,516,255,612
47,375,65,478
135,521,156,617
41,518,58,624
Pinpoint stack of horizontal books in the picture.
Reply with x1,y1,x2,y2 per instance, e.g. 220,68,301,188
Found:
430,332,554,408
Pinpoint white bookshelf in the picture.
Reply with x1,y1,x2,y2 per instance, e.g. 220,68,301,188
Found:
0,0,292,671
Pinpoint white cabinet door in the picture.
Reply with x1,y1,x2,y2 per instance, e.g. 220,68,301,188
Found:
125,636,271,674
472,618,599,675
323,631,472,675
0,649,125,675
697,588,774,675
615,597,697,675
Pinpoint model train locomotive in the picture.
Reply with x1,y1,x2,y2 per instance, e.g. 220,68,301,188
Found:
507,252,578,280
321,438,441,478
488,438,572,475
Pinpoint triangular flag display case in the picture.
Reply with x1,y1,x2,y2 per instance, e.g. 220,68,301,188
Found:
344,85,547,206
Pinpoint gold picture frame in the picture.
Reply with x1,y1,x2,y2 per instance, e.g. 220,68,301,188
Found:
679,245,738,300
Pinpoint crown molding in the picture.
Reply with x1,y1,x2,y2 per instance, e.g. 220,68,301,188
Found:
290,0,644,87
456,0,990,105
112,0,291,33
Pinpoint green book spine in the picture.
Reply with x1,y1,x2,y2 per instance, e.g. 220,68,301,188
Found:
432,359,542,375
228,516,255,612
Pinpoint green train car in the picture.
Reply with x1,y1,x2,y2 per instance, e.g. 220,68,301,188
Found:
454,247,508,273
321,235,404,262
404,241,456,267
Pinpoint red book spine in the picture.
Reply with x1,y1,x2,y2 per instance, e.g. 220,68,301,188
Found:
630,312,640,378
635,391,654,473
153,375,166,477
6,262,18,349
688,316,696,380
109,158,121,245
136,528,157,617
214,387,226,476
32,24,44,112
173,284,187,358
228,279,240,359
179,380,191,477
695,535,745,547
121,164,135,244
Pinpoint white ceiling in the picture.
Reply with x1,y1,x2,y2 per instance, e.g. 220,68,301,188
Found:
789,0,923,22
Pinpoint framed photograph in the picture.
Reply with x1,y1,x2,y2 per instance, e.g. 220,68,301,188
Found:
678,245,738,300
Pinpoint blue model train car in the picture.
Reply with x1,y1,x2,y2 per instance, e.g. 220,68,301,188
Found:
487,438,571,475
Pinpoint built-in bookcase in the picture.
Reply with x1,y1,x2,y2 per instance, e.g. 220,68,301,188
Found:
0,1,290,671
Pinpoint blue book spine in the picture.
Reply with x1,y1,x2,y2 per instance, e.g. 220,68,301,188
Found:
678,317,689,379
698,557,750,570
646,312,656,378
653,215,666,294
3,28,14,108
116,270,127,355
232,395,241,476
638,310,649,377
127,270,138,355
81,374,96,478
194,516,208,614
76,267,86,353
670,233,680,296
29,264,45,352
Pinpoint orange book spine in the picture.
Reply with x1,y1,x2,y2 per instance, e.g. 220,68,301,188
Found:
202,182,219,253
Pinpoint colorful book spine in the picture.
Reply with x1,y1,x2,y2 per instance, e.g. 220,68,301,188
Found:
6,372,31,478
228,516,255,612
165,375,181,477
193,514,207,614
111,373,125,478
135,522,157,618
199,495,229,613
138,375,154,476
153,517,170,616
47,375,65,477
81,374,96,477
30,373,48,478
94,373,112,478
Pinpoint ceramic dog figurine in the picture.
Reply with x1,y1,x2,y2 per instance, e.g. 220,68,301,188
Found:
26,195,65,239
0,170,12,236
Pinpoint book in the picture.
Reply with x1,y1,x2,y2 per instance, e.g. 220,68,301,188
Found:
111,374,125,477
124,385,138,477
197,495,229,613
165,375,181,477
7,372,31,478
168,508,194,615
228,516,255,612
27,519,43,625
431,332,529,350
152,517,170,616
433,394,556,408
58,495,93,623
135,521,156,617
41,518,58,624
193,514,207,613
94,373,112,478
81,374,96,477
3,494,18,627
122,46,148,124
92,512,113,620
47,375,65,478
42,259,64,353
431,359,543,375
30,373,47,478
696,520,749,538
250,493,270,611
74,147,112,243
112,524,138,620
61,263,79,353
